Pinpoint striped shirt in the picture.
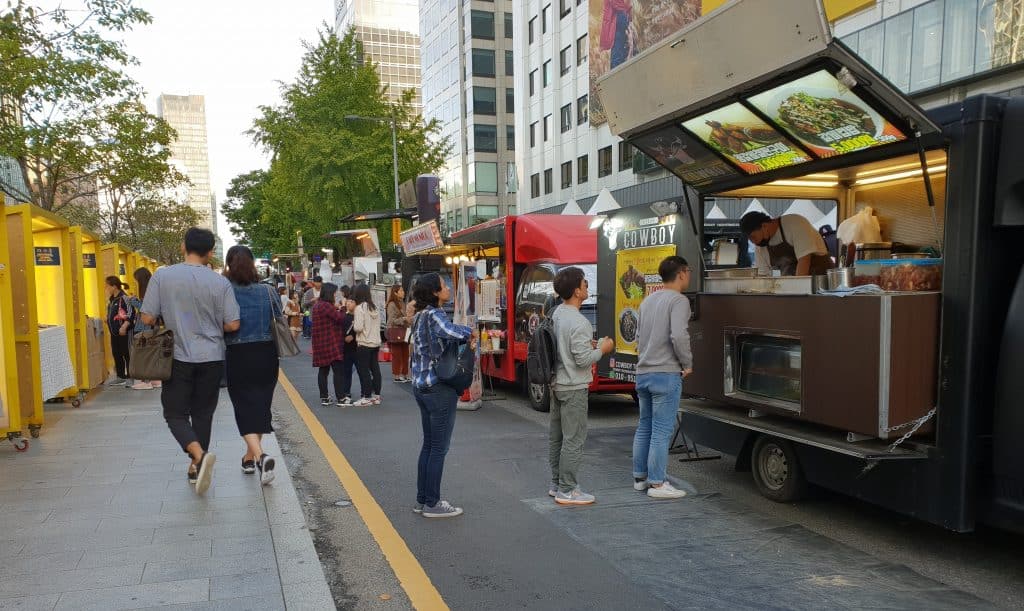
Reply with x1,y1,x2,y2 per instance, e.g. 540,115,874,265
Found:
410,307,473,390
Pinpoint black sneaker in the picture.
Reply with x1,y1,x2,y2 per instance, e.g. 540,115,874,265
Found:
241,458,256,475
187,465,198,485
320,397,331,406
258,453,276,486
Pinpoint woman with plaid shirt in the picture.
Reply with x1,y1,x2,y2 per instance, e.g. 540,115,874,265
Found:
409,273,477,518
311,283,347,407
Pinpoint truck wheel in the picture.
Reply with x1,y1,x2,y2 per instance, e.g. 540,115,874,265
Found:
528,382,551,412
751,436,806,502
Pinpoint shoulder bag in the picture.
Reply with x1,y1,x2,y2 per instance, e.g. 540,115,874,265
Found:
267,285,300,357
129,323,174,381
420,308,475,393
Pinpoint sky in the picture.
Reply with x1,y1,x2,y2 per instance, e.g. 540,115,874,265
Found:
119,0,335,252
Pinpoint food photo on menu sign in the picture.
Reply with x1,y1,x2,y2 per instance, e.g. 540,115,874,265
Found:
682,104,811,174
630,126,738,186
747,70,907,157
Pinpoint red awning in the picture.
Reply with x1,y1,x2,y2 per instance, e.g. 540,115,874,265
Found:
514,215,597,264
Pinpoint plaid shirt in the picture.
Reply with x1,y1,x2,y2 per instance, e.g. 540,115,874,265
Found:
311,300,345,367
410,307,473,389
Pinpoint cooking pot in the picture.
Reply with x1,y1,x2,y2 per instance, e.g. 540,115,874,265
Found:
812,275,830,294
856,242,893,260
827,268,853,290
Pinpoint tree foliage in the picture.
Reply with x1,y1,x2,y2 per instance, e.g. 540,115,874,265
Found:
0,0,183,216
233,28,450,255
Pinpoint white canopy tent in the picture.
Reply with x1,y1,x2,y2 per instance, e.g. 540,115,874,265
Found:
561,199,584,215
587,188,621,215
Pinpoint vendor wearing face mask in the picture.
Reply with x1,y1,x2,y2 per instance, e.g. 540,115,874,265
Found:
740,211,834,277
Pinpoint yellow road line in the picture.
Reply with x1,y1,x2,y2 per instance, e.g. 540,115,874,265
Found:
278,371,449,611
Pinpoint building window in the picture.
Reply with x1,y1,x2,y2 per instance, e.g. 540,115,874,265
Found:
505,50,514,76
504,12,513,39
560,46,571,75
474,124,498,153
506,125,515,150
531,173,540,198
598,146,612,177
543,114,551,141
578,154,588,183
470,162,498,194
472,87,496,115
619,142,634,171
561,161,572,188
542,5,550,33
543,60,551,86
560,0,571,18
530,122,537,147
506,88,514,113
529,70,536,96
468,205,500,224
577,94,588,125
529,17,536,43
472,48,495,77
560,104,572,133
471,10,495,40
544,168,553,194
577,34,588,66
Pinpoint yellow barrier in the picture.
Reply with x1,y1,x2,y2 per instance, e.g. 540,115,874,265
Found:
4,204,79,438
0,214,27,450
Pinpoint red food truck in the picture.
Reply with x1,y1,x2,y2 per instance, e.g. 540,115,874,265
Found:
438,215,633,410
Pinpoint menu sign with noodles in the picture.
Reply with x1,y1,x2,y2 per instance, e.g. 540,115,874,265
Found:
682,104,811,174
748,70,906,158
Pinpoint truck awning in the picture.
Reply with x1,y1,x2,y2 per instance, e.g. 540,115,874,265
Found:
449,215,598,264
596,0,942,195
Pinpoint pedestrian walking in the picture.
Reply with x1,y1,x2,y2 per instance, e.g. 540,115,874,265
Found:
311,283,347,407
301,276,322,339
338,298,359,405
548,267,614,505
105,276,136,387
278,286,289,311
284,292,302,340
386,285,411,383
129,268,159,390
632,256,693,500
409,273,476,518
223,246,281,485
140,228,240,495
352,284,383,406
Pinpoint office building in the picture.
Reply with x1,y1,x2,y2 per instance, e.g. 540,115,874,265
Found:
833,0,1024,107
421,0,518,233
156,94,217,239
336,0,422,111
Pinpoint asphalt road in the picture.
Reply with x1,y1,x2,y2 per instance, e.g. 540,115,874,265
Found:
275,347,1023,610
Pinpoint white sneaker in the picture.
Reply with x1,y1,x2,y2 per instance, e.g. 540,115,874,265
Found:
555,489,596,505
194,452,216,495
131,381,153,390
352,397,374,407
548,484,557,498
633,479,649,491
371,394,382,405
647,481,687,499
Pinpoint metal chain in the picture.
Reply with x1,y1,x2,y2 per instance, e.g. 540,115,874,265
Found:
885,408,937,453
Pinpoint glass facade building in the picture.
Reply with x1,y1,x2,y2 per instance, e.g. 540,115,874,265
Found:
156,94,218,237
337,0,423,111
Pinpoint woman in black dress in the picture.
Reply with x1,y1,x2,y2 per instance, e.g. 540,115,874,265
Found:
223,246,281,485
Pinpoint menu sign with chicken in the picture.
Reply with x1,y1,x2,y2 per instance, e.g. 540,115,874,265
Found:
748,70,906,158
683,104,811,174
631,126,738,187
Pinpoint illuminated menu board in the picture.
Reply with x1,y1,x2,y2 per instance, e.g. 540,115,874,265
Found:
681,104,811,174
748,70,907,157
631,126,739,187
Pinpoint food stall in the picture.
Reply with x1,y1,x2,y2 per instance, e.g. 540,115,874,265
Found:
4,204,80,438
0,213,27,450
70,227,108,392
595,0,1024,532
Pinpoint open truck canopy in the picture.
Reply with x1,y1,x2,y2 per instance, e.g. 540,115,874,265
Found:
450,215,597,264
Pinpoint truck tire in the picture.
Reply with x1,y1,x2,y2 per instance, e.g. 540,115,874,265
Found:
751,436,806,502
528,382,551,412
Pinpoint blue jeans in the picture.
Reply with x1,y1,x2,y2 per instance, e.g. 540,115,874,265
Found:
414,383,459,506
632,372,682,485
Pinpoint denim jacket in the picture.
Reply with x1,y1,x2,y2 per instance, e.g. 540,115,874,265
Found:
225,283,282,346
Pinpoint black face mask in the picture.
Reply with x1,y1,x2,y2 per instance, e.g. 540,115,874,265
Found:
757,239,770,247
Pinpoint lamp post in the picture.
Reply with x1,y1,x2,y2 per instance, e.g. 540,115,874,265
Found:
344,113,400,211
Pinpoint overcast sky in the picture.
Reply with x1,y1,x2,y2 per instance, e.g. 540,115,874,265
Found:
120,0,335,251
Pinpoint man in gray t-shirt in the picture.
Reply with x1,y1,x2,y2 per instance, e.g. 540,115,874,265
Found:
140,228,240,495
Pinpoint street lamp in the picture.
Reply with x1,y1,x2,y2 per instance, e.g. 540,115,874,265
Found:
345,113,400,211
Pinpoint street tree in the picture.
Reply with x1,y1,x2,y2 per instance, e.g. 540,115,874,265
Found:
243,27,450,254
221,169,275,254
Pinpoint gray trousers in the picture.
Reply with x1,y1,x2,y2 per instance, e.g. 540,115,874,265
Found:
549,388,590,493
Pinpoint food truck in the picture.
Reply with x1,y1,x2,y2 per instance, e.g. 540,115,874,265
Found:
422,215,633,411
594,0,1024,533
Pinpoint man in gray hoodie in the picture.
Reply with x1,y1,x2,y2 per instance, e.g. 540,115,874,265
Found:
633,255,692,500
548,267,614,505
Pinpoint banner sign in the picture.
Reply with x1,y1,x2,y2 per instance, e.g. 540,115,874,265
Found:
400,221,444,255
34,247,61,266
83,253,96,268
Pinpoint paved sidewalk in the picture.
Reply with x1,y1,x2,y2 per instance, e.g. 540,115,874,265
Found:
0,383,334,611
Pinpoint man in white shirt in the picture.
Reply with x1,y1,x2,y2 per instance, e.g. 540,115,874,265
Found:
741,212,834,276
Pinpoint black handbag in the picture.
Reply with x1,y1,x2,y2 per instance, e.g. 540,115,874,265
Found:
418,309,475,393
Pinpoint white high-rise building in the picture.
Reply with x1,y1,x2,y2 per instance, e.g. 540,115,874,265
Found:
337,0,423,111
156,94,217,236
421,0,518,233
